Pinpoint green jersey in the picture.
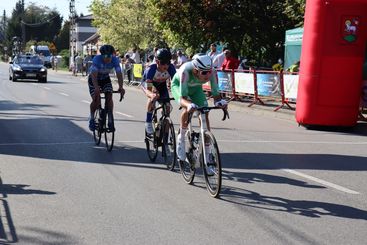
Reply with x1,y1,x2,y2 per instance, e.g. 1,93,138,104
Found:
171,62,219,106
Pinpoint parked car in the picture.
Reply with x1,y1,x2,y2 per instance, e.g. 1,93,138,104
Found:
9,54,47,83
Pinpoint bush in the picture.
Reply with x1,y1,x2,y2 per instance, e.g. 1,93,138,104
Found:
58,49,70,68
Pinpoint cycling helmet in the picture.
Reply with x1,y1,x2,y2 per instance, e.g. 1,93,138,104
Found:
192,54,212,71
99,45,115,56
156,48,172,63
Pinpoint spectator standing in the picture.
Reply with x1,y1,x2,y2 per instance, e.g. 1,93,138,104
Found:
208,43,218,60
75,53,83,76
50,55,54,70
221,50,240,70
124,54,135,84
176,50,188,68
238,58,249,71
54,55,59,72
213,48,227,69
286,60,300,72
131,48,141,63
151,47,159,63
272,58,284,71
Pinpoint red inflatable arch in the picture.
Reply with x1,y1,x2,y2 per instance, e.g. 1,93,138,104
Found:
296,0,367,126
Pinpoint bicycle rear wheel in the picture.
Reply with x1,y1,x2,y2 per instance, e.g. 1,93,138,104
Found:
178,130,195,184
105,112,115,152
162,118,176,171
93,108,102,145
202,131,222,198
145,119,158,162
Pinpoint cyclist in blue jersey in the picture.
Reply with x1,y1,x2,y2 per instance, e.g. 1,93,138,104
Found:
141,48,176,135
88,45,125,131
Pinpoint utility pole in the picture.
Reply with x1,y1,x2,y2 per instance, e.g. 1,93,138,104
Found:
69,0,76,67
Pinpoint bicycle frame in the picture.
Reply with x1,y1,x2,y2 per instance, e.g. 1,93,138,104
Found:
93,90,123,151
187,107,228,167
145,98,176,169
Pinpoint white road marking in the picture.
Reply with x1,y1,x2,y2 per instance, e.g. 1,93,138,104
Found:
0,140,143,146
59,92,69,97
43,86,51,90
283,169,360,194
0,142,93,146
82,100,90,104
218,140,367,145
116,111,133,118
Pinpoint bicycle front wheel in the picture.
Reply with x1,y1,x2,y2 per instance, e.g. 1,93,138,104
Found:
145,123,158,162
93,109,102,145
178,130,195,184
162,118,176,171
202,131,222,198
104,112,115,152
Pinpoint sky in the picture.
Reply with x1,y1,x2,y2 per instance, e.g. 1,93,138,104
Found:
2,0,92,20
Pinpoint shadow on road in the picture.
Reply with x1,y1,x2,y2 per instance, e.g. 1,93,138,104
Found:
221,152,367,171
0,177,57,244
219,186,367,220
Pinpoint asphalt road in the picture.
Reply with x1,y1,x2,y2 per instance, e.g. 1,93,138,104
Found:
0,62,367,245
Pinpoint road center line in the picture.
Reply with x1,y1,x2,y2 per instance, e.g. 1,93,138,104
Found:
82,100,90,104
59,92,69,97
116,111,133,118
283,169,360,194
43,86,51,90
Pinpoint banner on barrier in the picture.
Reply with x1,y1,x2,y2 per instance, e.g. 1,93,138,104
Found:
234,72,254,94
133,64,143,78
283,74,299,100
256,73,281,97
217,71,232,92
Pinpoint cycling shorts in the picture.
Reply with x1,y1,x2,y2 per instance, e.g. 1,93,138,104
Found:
88,76,113,96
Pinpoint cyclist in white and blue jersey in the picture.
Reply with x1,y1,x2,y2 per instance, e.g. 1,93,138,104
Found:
141,48,176,135
88,45,125,131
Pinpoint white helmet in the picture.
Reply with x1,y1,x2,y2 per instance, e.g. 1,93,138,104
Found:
192,54,212,71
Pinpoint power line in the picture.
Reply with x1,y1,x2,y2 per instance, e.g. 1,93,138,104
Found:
20,15,59,27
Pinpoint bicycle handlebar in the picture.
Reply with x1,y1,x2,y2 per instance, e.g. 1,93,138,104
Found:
112,90,124,102
184,106,230,125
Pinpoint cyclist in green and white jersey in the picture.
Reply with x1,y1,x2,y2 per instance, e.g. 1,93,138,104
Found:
171,54,227,162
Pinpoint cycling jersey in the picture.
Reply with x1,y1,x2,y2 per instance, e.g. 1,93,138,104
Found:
171,62,219,106
89,55,122,81
142,63,176,98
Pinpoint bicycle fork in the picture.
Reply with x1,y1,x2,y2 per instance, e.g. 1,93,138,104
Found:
199,113,210,168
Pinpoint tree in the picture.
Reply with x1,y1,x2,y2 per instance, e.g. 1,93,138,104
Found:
21,3,62,43
90,0,305,65
149,0,305,65
90,0,163,52
54,20,70,52
5,0,62,53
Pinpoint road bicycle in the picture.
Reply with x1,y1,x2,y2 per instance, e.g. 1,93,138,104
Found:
93,91,123,152
145,98,176,170
178,106,229,197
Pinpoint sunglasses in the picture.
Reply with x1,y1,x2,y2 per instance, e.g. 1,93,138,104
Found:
198,70,212,75
103,54,112,59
